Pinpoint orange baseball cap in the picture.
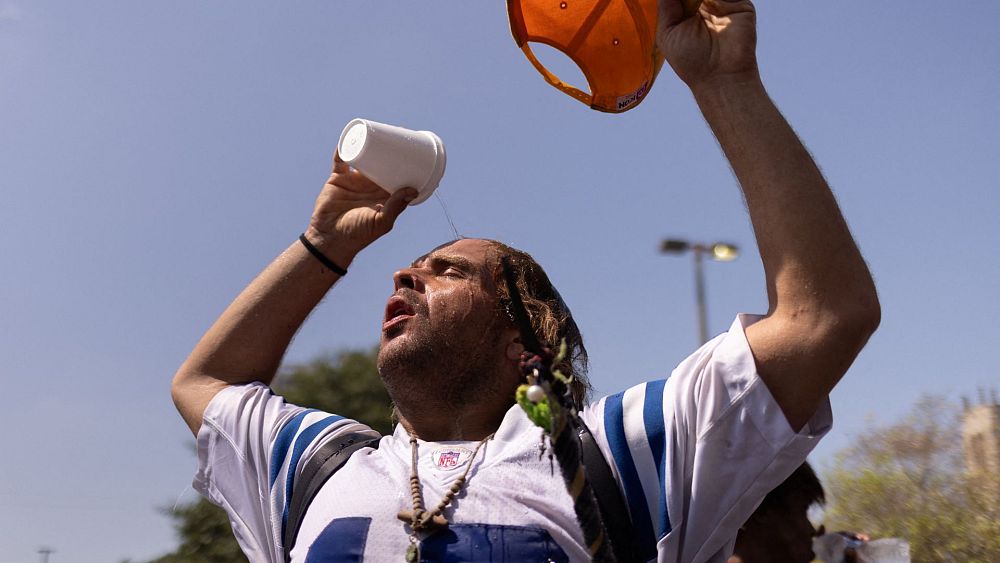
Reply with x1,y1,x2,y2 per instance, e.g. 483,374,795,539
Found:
507,0,701,113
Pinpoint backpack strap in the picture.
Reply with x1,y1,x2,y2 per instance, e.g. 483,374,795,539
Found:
578,422,638,563
281,424,634,562
282,431,381,562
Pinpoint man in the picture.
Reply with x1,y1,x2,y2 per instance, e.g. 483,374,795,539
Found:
728,463,826,563
172,0,880,561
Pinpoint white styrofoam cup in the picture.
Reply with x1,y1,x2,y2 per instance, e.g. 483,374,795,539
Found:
337,118,446,205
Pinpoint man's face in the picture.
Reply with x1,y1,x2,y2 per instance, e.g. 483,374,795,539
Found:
377,239,513,399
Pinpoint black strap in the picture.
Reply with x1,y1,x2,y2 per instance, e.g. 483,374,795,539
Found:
579,423,638,563
282,431,380,561
281,425,635,563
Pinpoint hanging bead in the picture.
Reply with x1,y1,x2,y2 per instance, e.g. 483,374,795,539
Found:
526,384,545,403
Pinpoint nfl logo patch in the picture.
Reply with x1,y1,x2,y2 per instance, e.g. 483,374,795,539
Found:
430,446,472,471
437,451,461,468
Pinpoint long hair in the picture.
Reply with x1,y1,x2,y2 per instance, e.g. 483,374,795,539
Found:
483,240,591,407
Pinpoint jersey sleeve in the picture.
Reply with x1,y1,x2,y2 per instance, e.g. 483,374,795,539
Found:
192,382,379,562
579,314,832,563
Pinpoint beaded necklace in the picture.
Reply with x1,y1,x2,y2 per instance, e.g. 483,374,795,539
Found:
396,433,494,562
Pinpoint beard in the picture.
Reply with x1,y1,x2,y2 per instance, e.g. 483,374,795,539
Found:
377,300,514,416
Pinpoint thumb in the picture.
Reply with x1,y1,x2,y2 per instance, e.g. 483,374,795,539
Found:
375,188,418,233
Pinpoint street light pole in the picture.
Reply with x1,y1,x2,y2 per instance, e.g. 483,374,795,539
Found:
692,245,708,345
660,239,739,345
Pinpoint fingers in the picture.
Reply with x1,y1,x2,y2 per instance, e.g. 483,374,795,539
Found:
700,0,754,17
375,188,418,233
660,0,749,28
682,0,704,17
658,0,688,29
658,0,708,38
327,154,388,196
332,150,351,174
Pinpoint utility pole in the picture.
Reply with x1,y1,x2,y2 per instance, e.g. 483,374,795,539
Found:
660,239,739,344
38,547,55,563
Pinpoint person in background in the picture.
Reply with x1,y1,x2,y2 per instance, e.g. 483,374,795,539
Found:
728,462,826,563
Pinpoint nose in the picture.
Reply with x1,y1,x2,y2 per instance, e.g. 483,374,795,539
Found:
392,267,425,292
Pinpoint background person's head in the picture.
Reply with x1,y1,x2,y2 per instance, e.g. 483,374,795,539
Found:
729,462,826,563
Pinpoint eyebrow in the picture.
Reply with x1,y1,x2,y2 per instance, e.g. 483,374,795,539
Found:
411,253,477,272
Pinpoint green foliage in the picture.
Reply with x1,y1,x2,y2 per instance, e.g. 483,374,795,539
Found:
275,346,393,434
823,396,1000,562
152,347,390,562
149,498,248,563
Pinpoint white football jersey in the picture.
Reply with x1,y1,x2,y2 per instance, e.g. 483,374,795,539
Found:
194,315,831,562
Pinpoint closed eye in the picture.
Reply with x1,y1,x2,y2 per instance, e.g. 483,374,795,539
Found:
420,253,476,279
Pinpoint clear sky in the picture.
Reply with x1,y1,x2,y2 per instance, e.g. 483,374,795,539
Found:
1,1,997,561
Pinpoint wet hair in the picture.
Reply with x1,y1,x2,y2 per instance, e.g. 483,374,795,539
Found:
481,239,591,407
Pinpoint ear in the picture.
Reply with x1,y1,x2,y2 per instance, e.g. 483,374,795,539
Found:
505,335,525,361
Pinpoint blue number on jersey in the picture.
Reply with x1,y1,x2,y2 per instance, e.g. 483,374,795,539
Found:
306,518,569,562
305,517,370,562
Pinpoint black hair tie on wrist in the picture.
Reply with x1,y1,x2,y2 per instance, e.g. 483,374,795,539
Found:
299,234,348,276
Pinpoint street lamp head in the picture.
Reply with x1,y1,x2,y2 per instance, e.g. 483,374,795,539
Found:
658,237,737,345
660,239,691,254
710,243,739,261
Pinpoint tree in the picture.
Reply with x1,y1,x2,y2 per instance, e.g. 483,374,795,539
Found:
149,495,247,563
151,347,391,563
823,395,1000,562
276,347,394,435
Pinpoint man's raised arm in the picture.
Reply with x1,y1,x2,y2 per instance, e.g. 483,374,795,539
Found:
171,154,416,435
658,0,880,429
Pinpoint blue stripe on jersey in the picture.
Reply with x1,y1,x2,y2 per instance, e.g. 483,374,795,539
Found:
281,414,344,537
269,410,314,488
642,379,671,538
604,390,656,561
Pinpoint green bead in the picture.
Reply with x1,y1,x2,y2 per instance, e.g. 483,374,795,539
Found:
405,543,418,562
516,384,556,429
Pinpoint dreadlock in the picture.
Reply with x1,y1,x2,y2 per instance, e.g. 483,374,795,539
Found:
483,239,591,408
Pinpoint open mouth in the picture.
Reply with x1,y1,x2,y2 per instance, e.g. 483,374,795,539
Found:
383,295,416,330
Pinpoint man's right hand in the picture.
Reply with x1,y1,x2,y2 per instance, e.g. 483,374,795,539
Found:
305,152,417,267
172,152,417,435
657,0,758,92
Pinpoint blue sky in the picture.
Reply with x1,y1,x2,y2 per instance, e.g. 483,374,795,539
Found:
1,1,997,561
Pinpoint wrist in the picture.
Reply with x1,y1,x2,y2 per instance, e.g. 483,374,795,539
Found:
302,226,359,272
689,71,765,104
